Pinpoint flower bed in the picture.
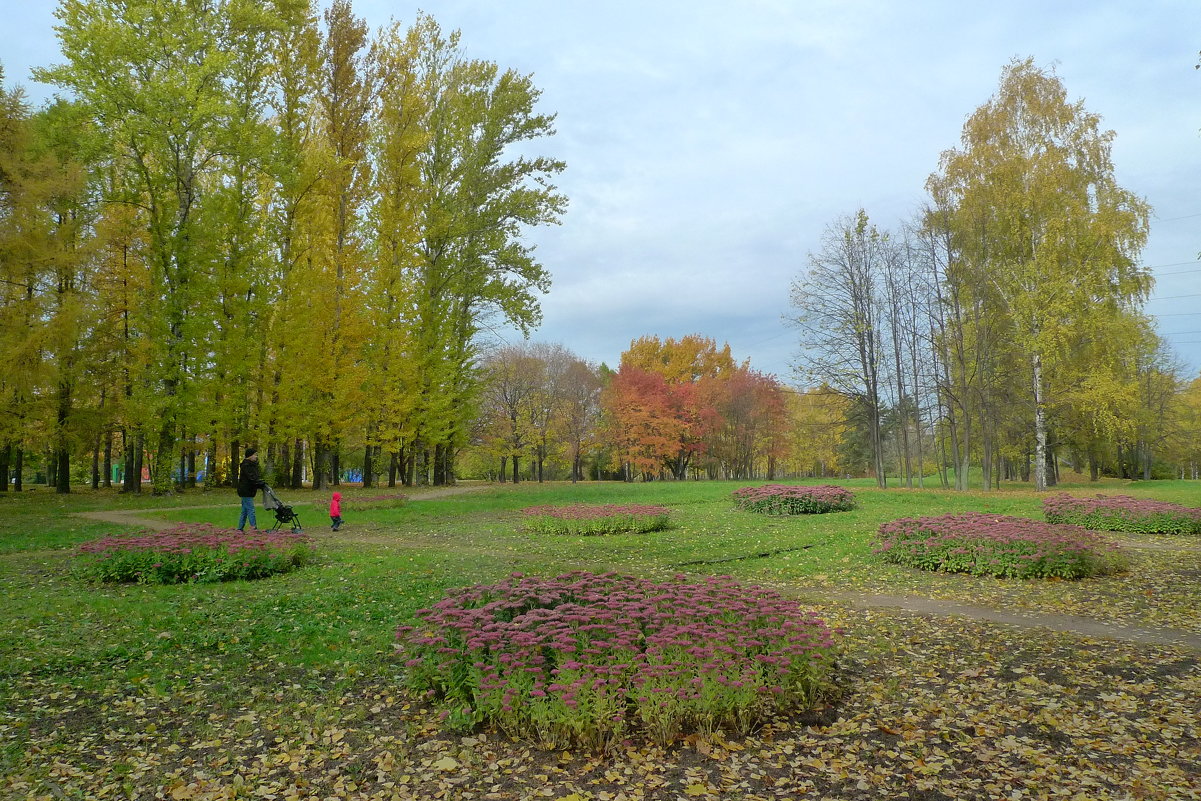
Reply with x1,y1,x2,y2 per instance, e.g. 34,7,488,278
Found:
875,513,1125,579
732,484,856,515
396,571,839,750
74,523,316,584
1042,493,1201,536
520,504,671,536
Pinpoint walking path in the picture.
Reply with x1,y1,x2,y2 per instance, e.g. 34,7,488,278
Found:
73,485,482,532
73,490,1201,653
807,590,1201,651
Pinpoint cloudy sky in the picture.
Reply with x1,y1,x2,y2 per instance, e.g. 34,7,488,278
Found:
4,0,1200,381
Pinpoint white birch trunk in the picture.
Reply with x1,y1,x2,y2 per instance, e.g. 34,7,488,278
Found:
1032,353,1047,492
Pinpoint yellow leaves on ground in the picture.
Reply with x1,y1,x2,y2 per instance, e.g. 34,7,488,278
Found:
5,603,1199,800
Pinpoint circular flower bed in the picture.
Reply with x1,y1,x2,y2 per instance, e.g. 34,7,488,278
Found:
396,571,839,750
74,523,316,584
876,513,1125,579
1043,493,1201,536
520,504,671,536
732,484,856,515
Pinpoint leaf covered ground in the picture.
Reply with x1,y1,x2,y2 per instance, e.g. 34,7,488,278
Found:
4,604,1198,800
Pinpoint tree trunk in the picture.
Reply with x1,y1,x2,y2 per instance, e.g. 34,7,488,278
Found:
363,443,375,489
231,440,242,487
55,383,71,494
511,453,520,483
178,444,187,491
203,438,217,489
402,445,415,487
416,447,429,486
154,414,176,495
123,431,135,492
388,450,398,488
1032,354,1047,492
296,440,307,489
187,447,197,489
312,439,329,490
92,436,101,490
0,444,9,492
433,442,450,486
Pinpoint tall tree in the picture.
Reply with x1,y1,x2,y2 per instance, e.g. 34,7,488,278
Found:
0,71,49,492
405,14,566,485
602,365,684,481
556,356,603,482
927,58,1151,491
618,335,730,479
363,18,428,487
790,210,890,487
40,0,248,492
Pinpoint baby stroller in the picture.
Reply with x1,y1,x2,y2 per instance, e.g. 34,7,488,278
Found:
262,485,303,533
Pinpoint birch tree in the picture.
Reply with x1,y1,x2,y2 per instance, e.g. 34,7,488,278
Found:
927,59,1150,491
790,210,890,487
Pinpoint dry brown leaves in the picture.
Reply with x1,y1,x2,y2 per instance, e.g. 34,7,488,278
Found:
3,605,1199,801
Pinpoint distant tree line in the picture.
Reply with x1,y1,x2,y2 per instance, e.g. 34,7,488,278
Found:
465,336,852,484
0,0,565,493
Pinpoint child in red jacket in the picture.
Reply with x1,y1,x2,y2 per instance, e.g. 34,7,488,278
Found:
330,491,343,531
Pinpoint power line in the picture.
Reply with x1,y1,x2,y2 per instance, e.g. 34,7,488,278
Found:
1149,292,1201,301
1141,259,1200,271
1154,212,1201,222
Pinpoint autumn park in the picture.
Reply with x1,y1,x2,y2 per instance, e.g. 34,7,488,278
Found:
2,1,1200,800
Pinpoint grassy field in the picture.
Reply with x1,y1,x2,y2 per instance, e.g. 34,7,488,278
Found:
2,478,1199,800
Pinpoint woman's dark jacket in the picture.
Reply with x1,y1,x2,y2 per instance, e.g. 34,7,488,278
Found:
237,458,266,498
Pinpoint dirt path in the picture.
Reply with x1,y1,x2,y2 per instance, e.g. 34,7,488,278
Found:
73,484,486,532
1112,537,1201,552
802,589,1201,651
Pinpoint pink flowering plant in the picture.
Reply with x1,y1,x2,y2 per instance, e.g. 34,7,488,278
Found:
732,484,856,515
875,512,1126,579
1042,493,1201,536
73,523,316,584
520,504,671,536
395,571,839,750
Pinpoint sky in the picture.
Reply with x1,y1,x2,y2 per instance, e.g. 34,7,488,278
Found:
3,0,1200,383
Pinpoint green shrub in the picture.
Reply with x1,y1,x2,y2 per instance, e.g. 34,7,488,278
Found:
520,504,671,536
396,571,839,750
732,484,856,515
74,523,316,584
1042,493,1201,535
876,513,1126,579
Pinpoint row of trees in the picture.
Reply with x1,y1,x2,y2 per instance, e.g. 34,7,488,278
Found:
0,0,565,493
790,59,1200,489
469,336,854,483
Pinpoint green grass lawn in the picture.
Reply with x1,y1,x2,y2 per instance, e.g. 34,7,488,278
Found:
2,477,1199,800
